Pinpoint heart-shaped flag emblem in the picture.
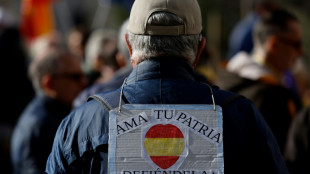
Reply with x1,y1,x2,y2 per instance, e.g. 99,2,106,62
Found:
144,124,185,169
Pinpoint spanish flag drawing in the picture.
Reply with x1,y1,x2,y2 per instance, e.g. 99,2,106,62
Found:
144,124,185,169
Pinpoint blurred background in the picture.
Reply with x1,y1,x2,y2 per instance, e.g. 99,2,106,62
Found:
1,0,310,173
1,0,310,62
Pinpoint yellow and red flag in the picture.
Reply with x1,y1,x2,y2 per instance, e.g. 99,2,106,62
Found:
19,0,55,42
144,124,185,169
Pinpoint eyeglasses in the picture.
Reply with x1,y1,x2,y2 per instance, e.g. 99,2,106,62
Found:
53,73,86,82
278,38,302,50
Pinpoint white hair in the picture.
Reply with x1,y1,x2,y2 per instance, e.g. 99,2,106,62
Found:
127,12,200,63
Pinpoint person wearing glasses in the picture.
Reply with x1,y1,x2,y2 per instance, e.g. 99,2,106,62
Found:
10,47,88,174
216,9,303,155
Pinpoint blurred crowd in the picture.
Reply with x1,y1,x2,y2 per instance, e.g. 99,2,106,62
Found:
1,0,310,173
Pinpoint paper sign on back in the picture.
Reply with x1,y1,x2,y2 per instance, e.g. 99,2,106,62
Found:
108,104,224,174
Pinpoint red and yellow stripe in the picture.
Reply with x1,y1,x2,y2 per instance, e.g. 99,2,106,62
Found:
144,124,185,169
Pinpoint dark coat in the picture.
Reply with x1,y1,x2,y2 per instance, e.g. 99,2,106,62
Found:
46,58,288,174
11,93,71,174
216,69,301,155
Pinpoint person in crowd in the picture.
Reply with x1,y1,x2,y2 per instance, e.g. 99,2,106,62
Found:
11,48,88,174
82,29,119,83
28,31,62,61
226,0,279,59
45,0,288,173
216,9,303,154
66,26,89,60
0,6,35,173
73,19,132,107
226,0,302,106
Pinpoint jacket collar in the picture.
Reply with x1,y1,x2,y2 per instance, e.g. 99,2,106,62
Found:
126,57,198,84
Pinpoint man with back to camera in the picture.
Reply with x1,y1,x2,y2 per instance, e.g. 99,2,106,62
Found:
45,0,289,173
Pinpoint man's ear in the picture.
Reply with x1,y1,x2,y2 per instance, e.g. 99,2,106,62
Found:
41,74,56,97
193,36,206,68
125,34,132,57
266,36,278,54
125,33,139,68
42,74,52,90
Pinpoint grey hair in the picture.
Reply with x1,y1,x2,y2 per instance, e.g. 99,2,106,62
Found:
127,12,200,63
118,18,130,64
28,49,69,92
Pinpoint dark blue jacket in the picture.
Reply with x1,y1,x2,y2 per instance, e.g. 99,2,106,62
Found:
73,66,132,108
11,93,71,174
46,58,288,174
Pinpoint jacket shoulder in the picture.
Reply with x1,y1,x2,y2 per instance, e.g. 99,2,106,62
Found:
87,89,121,110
